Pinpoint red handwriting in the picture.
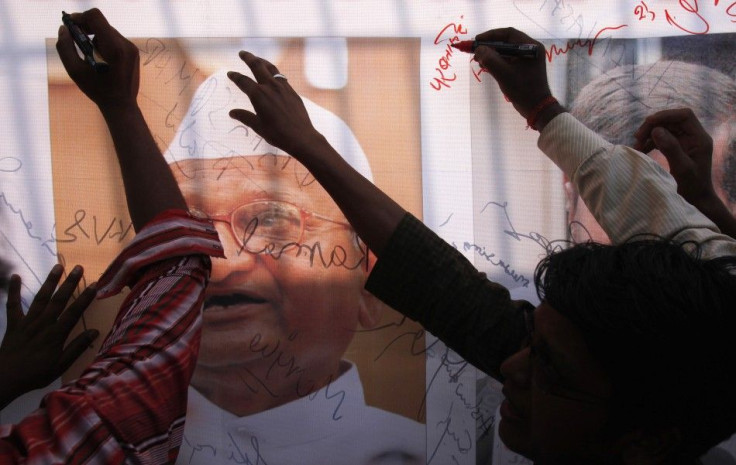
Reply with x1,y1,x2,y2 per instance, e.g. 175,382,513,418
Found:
470,57,489,83
634,1,656,21
637,0,736,34
429,17,469,91
666,0,710,34
544,24,628,62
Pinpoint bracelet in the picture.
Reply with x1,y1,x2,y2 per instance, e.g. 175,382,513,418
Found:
526,95,558,131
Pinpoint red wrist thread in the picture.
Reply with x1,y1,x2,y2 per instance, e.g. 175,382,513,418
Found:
526,95,558,131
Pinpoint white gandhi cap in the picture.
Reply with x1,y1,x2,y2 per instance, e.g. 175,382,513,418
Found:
165,68,373,182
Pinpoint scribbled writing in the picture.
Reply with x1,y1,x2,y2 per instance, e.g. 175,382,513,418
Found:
181,433,269,465
479,201,563,254
632,0,736,34
216,329,347,421
544,24,628,62
0,191,57,257
57,210,134,245
425,346,472,464
508,0,627,67
430,17,469,91
235,217,369,271
463,242,530,287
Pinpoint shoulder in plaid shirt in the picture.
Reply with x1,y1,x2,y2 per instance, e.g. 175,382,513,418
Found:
0,210,223,464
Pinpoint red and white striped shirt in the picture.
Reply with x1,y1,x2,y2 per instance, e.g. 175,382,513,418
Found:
0,210,223,464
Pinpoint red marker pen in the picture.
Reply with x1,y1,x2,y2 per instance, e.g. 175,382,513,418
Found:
451,40,539,58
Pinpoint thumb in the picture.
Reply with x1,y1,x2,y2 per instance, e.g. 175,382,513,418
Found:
650,127,694,175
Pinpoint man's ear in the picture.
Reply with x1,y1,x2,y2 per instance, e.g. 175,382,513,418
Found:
617,426,682,465
357,249,383,329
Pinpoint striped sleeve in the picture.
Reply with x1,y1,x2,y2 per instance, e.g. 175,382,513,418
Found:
0,209,224,464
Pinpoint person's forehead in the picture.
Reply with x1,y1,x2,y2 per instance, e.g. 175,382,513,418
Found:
172,155,343,216
533,302,591,361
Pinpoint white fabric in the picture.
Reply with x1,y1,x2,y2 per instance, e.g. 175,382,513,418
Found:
178,363,425,465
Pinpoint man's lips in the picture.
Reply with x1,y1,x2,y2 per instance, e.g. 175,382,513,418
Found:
501,388,528,422
204,293,268,311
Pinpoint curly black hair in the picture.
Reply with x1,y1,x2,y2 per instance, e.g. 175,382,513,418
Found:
535,239,736,460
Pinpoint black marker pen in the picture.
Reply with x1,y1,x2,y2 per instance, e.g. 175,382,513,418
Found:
61,11,109,72
451,40,540,58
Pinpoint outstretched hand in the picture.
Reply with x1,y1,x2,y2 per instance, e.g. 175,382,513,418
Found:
0,265,98,409
226,51,323,156
56,8,140,112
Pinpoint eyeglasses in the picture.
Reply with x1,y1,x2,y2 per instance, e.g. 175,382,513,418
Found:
523,306,610,405
190,200,353,254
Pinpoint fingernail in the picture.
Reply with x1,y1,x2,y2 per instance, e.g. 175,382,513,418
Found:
227,71,237,80
51,264,64,274
70,265,83,277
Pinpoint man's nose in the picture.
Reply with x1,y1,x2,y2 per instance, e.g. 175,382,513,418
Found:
209,222,259,282
500,347,532,388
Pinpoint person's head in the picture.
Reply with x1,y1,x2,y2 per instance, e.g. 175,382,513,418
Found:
567,61,736,243
166,69,383,409
498,239,736,464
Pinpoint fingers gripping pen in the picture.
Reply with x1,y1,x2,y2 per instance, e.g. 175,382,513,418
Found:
61,11,110,73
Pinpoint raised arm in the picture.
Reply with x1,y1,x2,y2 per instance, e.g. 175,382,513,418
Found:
0,9,222,464
473,27,736,258
226,52,405,257
56,8,186,230
225,52,530,381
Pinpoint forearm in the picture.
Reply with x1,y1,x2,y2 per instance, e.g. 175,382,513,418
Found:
693,196,736,240
366,214,530,380
291,132,406,257
100,104,186,231
540,114,736,257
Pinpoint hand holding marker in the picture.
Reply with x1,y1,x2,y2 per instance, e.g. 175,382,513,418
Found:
61,11,109,72
451,40,539,58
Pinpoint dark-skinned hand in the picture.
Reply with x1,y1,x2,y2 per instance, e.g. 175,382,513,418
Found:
0,264,98,409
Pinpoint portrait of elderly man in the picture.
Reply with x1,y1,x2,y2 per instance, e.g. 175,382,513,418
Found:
165,69,424,465
43,37,424,465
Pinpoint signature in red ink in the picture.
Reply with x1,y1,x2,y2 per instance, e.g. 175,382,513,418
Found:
545,24,628,62
470,57,489,83
634,1,656,21
637,0,736,35
429,17,469,91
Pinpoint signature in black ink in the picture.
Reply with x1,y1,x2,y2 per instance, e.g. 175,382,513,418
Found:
479,201,562,254
428,402,472,464
211,329,347,422
57,209,134,245
234,217,369,271
421,345,469,424
0,191,57,258
463,242,530,287
181,433,269,465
